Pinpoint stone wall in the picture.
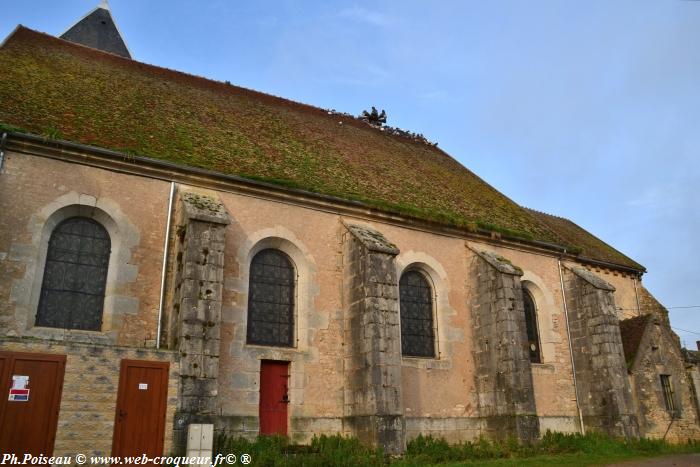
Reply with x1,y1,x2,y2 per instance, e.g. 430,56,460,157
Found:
6,150,700,450
342,223,405,454
688,367,700,427
468,248,539,442
580,266,642,321
563,265,638,438
0,337,179,457
0,151,171,346
627,315,700,441
213,194,341,445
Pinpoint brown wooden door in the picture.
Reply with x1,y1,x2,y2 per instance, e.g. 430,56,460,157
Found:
112,360,169,458
259,360,289,436
0,352,66,455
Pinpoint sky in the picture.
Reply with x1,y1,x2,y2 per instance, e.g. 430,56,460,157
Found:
2,0,699,346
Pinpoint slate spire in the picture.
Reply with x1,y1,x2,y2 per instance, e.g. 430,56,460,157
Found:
60,0,131,59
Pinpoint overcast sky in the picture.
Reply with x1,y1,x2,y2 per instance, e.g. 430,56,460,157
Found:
2,0,699,346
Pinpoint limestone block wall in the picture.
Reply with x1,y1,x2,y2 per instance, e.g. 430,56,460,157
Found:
214,191,344,444
5,142,700,451
342,223,404,454
396,242,477,443
563,265,639,438
468,247,539,442
628,316,700,441
581,266,642,321
0,337,179,457
0,151,170,346
689,368,700,423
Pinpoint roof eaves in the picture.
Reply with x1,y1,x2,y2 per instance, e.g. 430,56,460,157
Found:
523,206,645,273
0,129,586,262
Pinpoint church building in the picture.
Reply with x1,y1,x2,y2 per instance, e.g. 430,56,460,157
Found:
1,2,699,457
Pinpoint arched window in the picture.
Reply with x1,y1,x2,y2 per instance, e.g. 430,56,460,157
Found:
35,217,111,331
522,289,542,363
246,249,295,347
399,270,435,358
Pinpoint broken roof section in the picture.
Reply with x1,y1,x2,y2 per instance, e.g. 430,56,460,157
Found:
60,1,131,59
0,27,643,272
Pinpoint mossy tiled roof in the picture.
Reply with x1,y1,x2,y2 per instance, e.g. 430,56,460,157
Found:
0,27,643,271
525,208,643,270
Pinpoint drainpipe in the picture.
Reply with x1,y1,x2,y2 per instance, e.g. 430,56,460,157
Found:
633,275,642,317
558,258,585,434
0,132,7,171
156,182,176,349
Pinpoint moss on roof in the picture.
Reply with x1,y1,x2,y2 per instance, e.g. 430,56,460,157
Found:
525,208,644,271
0,27,643,271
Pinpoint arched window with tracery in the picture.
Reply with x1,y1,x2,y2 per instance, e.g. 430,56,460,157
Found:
522,289,542,363
35,217,111,331
399,270,435,358
246,249,295,347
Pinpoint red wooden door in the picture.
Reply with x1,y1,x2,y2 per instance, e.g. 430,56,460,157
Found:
112,360,169,458
259,360,289,435
0,352,66,455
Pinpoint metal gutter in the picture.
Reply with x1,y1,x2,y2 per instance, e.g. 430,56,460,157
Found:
4,131,646,275
156,181,176,349
573,255,645,275
558,258,585,434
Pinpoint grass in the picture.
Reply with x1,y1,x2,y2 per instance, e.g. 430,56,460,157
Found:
215,433,384,467
214,431,700,467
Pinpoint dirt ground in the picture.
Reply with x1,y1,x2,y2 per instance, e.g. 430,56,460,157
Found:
605,454,700,466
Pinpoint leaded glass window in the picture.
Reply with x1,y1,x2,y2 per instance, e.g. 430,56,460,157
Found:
246,249,295,347
399,270,435,358
523,289,542,363
35,217,111,331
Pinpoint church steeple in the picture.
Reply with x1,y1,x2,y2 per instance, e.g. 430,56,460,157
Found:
60,0,131,59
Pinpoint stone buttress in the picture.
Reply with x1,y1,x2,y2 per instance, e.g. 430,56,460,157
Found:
342,223,405,454
469,247,540,442
167,191,230,452
563,266,639,438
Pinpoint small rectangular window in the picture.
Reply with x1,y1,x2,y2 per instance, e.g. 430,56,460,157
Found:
660,374,676,414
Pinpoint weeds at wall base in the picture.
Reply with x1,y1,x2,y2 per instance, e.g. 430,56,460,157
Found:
214,431,700,466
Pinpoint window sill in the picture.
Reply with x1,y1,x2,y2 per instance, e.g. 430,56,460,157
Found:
24,326,115,345
244,343,307,361
401,356,451,370
531,363,556,374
